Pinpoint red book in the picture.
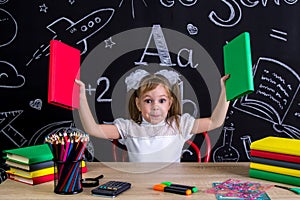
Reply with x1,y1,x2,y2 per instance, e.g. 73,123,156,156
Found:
48,40,80,110
7,172,54,185
250,149,300,164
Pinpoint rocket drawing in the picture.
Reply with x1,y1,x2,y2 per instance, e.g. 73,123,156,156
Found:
47,8,115,54
26,8,114,66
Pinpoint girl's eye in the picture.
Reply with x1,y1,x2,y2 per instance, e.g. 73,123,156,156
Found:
159,99,167,103
144,99,152,104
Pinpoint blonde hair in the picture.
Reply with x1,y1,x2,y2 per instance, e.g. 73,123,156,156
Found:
128,73,182,129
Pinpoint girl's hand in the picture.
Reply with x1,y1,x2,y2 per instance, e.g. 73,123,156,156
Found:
75,79,86,96
220,74,230,91
221,74,230,83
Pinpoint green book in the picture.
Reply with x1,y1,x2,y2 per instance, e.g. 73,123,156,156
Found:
3,144,53,165
249,168,300,186
223,32,254,101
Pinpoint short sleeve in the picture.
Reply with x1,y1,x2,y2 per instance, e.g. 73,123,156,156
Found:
113,118,130,145
180,113,196,140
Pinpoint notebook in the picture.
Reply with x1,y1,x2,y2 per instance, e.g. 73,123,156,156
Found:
3,144,53,165
250,156,300,170
249,168,300,187
250,162,300,177
250,149,300,164
250,136,300,156
48,40,80,110
223,32,254,101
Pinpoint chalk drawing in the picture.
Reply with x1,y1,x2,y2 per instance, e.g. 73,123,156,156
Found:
0,110,27,147
0,8,17,47
0,61,25,88
26,8,115,66
233,57,300,138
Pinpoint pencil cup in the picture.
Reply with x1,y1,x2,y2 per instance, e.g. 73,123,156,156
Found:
54,159,83,194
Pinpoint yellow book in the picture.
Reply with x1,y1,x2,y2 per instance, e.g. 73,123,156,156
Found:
250,136,300,156
250,162,300,178
7,166,54,178
7,161,86,179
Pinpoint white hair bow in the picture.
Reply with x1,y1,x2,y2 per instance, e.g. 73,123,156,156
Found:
125,69,181,91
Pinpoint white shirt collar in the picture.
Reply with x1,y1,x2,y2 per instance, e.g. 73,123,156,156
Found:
141,117,166,127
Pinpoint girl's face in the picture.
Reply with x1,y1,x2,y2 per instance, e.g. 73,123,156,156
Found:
135,84,172,124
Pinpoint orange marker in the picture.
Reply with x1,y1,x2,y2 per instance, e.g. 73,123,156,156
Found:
153,184,192,195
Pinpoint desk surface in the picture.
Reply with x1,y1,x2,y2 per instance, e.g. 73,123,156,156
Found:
0,162,297,199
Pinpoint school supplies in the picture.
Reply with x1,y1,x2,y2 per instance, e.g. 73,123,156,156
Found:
250,136,300,156
250,149,300,164
249,136,300,186
206,179,272,200
7,166,54,178
223,32,254,101
250,156,300,170
3,144,55,185
81,174,104,187
250,162,300,177
45,127,89,194
91,181,131,197
274,185,300,195
0,168,8,184
3,144,53,164
153,184,192,195
5,160,54,171
48,40,81,110
7,172,54,185
249,169,300,187
161,181,198,193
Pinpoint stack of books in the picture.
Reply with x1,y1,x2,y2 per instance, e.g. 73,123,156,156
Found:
3,144,55,185
249,136,300,186
3,144,88,186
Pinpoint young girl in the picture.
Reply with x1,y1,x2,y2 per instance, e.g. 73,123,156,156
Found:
75,69,230,162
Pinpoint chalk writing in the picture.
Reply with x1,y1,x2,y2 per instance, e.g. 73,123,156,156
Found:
179,81,198,117
96,77,112,103
135,25,176,66
135,25,198,68
209,0,298,27
119,0,148,19
160,0,197,7
86,83,96,96
270,28,288,42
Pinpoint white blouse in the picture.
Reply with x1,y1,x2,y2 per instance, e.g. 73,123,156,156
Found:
114,113,195,162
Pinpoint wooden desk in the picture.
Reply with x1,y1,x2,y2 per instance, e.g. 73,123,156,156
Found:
0,162,297,199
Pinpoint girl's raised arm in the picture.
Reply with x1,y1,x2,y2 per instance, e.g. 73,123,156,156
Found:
191,74,230,134
75,79,120,140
